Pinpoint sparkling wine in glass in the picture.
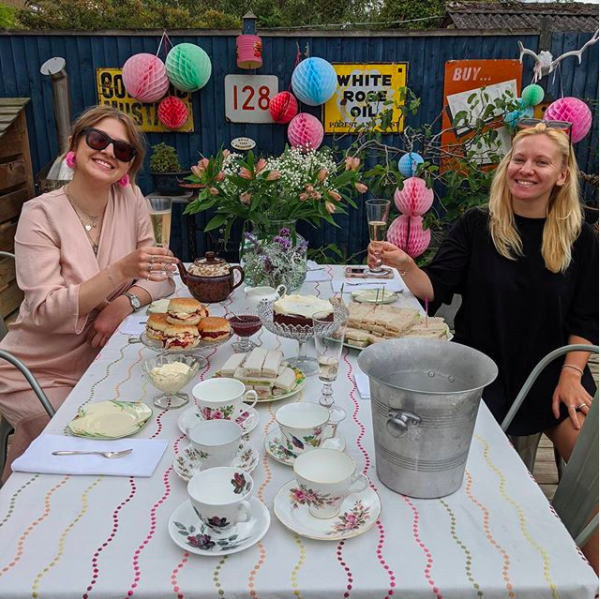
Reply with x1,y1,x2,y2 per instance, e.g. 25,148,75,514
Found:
227,312,262,353
366,199,391,274
313,310,347,424
147,196,173,277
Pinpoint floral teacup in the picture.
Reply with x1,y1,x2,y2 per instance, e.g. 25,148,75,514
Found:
292,449,368,519
193,378,258,422
187,419,242,469
188,466,254,534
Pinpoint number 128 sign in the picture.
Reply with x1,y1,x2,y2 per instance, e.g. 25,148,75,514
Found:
225,75,278,124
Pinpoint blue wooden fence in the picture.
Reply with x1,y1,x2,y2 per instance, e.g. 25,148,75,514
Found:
0,30,597,261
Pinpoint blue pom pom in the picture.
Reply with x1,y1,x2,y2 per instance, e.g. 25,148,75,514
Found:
398,153,424,177
291,58,337,106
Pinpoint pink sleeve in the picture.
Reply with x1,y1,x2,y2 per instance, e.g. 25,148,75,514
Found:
130,187,175,300
14,201,88,334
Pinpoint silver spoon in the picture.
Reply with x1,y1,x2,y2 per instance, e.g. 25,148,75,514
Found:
52,449,133,459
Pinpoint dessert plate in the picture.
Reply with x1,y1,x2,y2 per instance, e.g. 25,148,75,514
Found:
68,401,153,439
139,331,233,354
178,406,259,437
212,366,306,403
264,428,346,467
169,496,270,556
274,479,381,541
351,289,399,304
173,441,259,482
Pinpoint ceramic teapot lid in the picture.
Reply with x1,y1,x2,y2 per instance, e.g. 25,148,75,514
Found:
188,252,230,277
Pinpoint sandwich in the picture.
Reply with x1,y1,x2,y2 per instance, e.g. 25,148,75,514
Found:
145,314,169,341
220,353,247,377
262,350,283,378
345,327,372,348
273,367,297,393
198,317,231,342
405,316,450,340
162,324,200,350
243,348,268,375
166,298,208,326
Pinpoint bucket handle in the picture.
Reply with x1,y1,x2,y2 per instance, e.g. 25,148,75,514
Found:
386,410,421,438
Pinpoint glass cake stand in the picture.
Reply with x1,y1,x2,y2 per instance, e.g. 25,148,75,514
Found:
258,300,348,377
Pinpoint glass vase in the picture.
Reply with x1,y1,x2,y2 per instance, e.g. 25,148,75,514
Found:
240,220,308,292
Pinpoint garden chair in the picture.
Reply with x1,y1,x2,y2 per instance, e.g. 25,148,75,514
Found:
501,344,599,547
0,251,16,341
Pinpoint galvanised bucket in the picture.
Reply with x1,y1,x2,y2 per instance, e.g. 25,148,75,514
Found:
358,338,498,498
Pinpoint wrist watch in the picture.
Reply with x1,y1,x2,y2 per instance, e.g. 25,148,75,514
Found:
123,292,142,313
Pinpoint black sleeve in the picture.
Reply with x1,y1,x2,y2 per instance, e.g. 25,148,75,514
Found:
566,224,599,345
422,208,480,311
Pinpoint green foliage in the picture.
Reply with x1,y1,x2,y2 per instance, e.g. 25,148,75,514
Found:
0,3,19,29
149,143,182,173
374,0,446,29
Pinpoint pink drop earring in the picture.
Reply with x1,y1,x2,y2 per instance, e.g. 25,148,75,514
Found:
65,151,76,169
118,174,130,187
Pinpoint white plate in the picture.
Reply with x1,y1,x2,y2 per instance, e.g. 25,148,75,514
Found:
212,366,306,403
146,299,170,314
264,428,346,467
173,441,259,482
68,401,153,439
351,289,399,304
274,479,381,541
178,406,259,437
168,497,270,556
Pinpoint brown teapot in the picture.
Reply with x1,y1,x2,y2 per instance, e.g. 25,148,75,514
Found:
177,252,245,303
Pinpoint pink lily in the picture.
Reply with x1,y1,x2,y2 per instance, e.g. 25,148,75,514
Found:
328,190,342,201
355,182,368,194
317,168,328,182
325,201,336,214
240,192,252,205
256,158,267,173
266,171,281,181
215,171,225,182
239,167,253,180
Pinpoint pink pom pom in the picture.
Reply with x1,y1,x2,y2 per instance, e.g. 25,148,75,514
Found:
118,174,130,187
158,96,188,129
287,113,324,150
545,97,592,143
387,215,431,258
269,92,298,124
394,177,434,217
65,151,76,169
122,53,169,103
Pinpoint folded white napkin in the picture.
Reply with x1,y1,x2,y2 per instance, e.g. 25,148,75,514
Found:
119,314,148,336
354,371,371,400
12,435,168,477
305,261,331,283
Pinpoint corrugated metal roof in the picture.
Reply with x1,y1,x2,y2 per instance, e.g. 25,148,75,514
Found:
0,98,29,139
444,2,599,31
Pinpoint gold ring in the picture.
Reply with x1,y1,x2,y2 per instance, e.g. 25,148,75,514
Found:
150,256,155,264
578,403,587,410
148,263,153,273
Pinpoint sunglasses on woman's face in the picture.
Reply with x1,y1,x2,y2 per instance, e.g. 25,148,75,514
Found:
517,118,572,142
83,127,137,162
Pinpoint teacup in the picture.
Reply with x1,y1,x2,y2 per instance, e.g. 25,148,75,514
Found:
192,378,258,422
275,402,338,456
244,284,287,312
292,448,368,519
188,466,254,534
186,419,242,469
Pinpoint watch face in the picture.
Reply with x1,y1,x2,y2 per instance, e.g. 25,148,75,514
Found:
126,293,141,310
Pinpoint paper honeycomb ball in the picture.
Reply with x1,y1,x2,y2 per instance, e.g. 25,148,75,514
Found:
394,178,434,217
291,57,337,106
521,84,545,107
122,53,169,103
158,96,188,129
165,43,212,92
269,91,298,124
504,104,534,130
545,97,592,143
287,113,324,150
398,152,424,177
387,215,431,259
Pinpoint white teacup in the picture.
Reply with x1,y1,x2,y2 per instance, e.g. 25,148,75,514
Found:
293,448,368,519
276,402,339,456
187,419,242,469
192,378,258,422
244,284,287,312
188,466,254,534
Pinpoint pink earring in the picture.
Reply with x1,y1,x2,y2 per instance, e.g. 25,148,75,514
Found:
118,174,130,187
65,151,76,169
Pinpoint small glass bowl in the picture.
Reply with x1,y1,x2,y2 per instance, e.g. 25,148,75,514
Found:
142,354,201,410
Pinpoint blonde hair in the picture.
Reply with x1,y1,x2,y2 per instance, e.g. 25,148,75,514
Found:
65,105,146,185
488,124,582,273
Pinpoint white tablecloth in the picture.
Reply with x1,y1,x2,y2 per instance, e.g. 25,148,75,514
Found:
0,266,597,598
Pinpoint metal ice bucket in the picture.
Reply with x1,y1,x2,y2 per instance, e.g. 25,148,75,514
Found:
358,338,498,498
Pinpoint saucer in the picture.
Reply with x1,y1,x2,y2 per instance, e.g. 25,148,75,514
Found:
173,441,259,482
168,496,270,556
178,406,259,437
264,428,346,467
274,479,381,541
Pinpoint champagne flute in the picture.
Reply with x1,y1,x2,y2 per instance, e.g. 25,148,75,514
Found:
147,196,173,276
312,310,348,424
366,199,390,274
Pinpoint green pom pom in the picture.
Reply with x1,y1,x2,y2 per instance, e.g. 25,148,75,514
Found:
521,84,545,107
166,43,212,93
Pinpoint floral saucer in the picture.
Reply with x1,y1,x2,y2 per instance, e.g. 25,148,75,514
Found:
168,496,270,556
178,406,259,437
273,479,381,541
264,428,346,467
173,441,259,482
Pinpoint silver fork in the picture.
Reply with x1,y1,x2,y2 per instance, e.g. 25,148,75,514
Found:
52,449,133,459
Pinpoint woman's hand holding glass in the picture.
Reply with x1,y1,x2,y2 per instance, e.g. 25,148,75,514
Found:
113,247,178,282
368,241,412,274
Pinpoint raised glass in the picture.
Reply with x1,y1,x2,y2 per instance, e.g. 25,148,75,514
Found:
366,199,391,274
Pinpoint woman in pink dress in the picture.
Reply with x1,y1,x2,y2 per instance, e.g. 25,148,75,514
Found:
0,106,177,478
